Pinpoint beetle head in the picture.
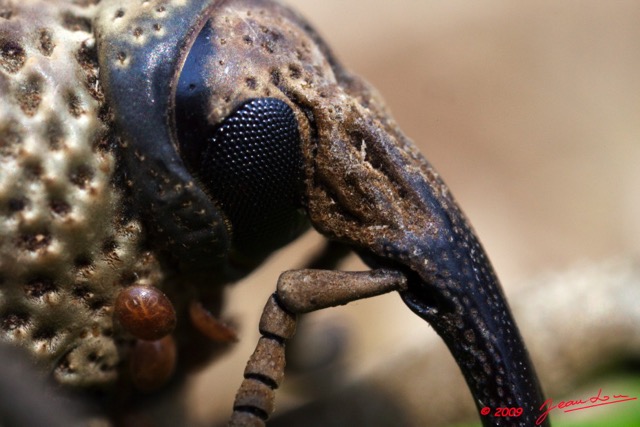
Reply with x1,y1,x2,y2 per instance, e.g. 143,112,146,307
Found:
97,0,547,422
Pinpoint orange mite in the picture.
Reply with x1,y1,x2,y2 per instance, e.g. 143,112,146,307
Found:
114,286,177,341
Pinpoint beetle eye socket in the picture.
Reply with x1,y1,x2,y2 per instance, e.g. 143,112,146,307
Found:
175,25,307,259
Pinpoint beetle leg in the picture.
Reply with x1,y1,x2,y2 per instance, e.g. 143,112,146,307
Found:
189,301,239,343
229,269,407,426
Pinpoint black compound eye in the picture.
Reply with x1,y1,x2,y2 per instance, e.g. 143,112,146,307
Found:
175,25,307,259
200,98,306,256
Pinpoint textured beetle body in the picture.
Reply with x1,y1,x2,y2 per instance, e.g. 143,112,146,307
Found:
0,0,548,426
0,0,166,388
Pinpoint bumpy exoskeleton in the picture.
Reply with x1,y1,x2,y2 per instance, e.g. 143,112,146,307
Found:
0,0,548,425
0,0,167,393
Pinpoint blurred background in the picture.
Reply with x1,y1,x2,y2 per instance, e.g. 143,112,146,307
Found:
186,1,640,426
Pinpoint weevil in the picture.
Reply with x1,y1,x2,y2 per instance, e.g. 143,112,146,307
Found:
0,0,549,425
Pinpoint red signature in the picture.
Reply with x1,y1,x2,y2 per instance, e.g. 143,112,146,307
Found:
536,388,638,425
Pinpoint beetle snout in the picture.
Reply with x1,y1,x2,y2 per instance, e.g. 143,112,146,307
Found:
299,91,548,426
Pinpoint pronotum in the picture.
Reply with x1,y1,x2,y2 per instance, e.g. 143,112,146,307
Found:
0,0,548,425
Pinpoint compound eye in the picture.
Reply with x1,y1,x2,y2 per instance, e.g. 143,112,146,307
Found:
175,25,307,260
199,98,307,257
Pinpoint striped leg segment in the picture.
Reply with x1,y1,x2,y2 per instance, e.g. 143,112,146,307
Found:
229,269,407,426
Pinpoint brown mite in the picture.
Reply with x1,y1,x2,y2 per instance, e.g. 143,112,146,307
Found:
130,335,177,392
114,286,177,341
